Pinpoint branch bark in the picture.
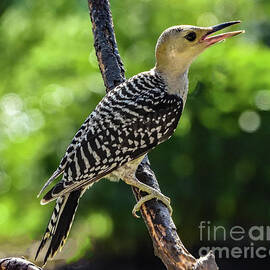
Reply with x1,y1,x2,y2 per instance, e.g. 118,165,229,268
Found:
88,1,219,270
0,257,42,270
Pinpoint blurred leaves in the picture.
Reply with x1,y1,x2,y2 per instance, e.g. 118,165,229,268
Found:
0,0,270,264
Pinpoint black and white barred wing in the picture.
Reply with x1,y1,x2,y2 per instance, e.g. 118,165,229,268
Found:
41,73,183,203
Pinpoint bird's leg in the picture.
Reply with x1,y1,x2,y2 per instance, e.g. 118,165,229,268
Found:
122,176,172,218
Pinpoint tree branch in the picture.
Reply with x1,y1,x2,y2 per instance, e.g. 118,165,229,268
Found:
88,1,219,270
0,257,42,270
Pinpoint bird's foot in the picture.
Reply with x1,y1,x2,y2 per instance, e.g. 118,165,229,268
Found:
132,190,172,218
121,173,172,218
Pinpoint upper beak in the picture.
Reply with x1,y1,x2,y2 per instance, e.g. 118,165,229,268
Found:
201,21,245,46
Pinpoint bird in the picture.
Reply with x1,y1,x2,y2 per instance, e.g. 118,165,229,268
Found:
35,21,244,265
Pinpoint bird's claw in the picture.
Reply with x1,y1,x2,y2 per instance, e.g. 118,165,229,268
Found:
132,192,172,218
132,208,141,219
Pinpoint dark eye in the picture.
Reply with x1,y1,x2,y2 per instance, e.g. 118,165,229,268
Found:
185,32,196,41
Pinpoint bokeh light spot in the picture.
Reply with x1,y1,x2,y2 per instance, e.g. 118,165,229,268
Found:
0,93,23,116
27,109,45,131
41,84,74,113
238,110,261,133
3,112,31,142
255,90,270,111
87,212,113,239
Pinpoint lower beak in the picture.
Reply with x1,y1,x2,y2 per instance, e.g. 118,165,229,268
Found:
201,21,244,46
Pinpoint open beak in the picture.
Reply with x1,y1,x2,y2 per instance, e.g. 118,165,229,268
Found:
201,21,245,46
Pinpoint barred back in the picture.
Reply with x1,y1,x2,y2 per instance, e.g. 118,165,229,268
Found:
41,70,183,203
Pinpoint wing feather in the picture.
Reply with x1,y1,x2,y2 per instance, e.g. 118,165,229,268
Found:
40,73,183,203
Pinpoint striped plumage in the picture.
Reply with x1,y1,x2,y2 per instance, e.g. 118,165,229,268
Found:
36,69,183,265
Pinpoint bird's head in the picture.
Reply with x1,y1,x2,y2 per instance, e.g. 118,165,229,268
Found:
155,21,244,75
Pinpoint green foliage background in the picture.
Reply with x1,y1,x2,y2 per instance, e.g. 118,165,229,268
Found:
0,0,270,266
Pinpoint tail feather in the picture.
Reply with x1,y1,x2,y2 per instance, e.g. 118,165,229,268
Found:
35,188,84,266
35,195,67,260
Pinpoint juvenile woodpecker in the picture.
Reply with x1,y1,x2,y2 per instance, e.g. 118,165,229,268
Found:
36,21,244,265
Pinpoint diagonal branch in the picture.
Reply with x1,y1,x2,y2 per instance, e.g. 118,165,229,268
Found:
88,1,219,270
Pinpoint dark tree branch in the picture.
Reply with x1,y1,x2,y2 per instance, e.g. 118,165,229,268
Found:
88,1,219,270
0,257,42,270
88,0,125,91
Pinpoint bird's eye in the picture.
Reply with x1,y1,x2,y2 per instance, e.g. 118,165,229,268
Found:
185,32,197,42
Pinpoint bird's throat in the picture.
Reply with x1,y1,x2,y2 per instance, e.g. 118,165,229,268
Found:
155,67,189,105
